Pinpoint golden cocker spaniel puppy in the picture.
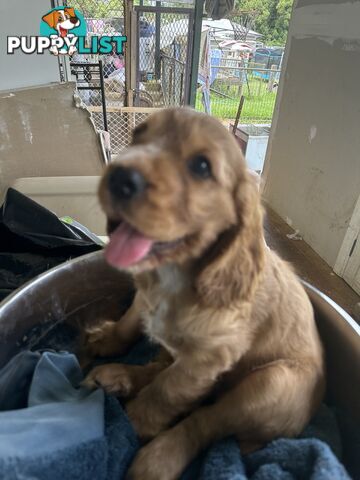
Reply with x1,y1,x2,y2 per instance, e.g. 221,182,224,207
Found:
84,108,325,480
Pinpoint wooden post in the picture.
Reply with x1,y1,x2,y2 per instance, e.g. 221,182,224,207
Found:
155,1,161,79
188,0,205,107
124,0,133,107
232,95,245,134
124,0,138,108
130,6,138,105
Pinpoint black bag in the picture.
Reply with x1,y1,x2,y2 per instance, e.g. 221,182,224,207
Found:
0,188,102,301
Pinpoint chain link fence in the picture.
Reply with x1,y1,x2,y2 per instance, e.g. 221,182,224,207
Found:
160,55,186,106
91,107,159,154
196,56,281,127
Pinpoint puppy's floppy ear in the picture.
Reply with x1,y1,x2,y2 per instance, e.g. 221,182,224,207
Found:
65,7,76,17
195,172,265,307
42,11,58,29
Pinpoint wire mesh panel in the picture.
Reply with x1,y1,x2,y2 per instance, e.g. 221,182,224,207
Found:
67,0,125,37
161,55,185,106
89,107,159,155
135,5,194,108
229,10,258,42
135,1,195,8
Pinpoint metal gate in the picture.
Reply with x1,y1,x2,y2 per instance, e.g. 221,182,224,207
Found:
134,4,194,108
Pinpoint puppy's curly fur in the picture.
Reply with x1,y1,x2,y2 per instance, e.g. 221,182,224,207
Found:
84,108,325,480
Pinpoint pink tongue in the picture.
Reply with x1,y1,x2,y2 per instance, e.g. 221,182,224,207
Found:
105,222,153,269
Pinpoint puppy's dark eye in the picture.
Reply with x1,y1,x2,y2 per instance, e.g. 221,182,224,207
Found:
188,155,212,179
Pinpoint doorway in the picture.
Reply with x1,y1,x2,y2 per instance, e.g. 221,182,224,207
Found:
335,195,360,295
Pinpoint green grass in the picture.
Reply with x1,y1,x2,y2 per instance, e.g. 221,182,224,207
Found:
196,77,277,124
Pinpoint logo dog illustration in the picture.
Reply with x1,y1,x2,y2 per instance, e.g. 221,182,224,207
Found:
8,7,126,56
42,7,81,55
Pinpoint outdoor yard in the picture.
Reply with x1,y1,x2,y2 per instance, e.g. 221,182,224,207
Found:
196,76,278,124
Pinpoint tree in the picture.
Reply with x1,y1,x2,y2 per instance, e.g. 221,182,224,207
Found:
235,0,293,45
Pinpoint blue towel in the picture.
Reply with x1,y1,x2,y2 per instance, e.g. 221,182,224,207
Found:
0,349,352,480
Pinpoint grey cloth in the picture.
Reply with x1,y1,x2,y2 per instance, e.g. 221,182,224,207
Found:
0,351,105,477
0,351,40,411
0,347,354,480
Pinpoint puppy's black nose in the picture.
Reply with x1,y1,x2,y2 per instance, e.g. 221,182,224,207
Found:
70,16,79,24
107,166,146,201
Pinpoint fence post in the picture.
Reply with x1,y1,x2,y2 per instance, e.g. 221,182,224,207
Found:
124,0,134,107
233,95,245,134
188,0,204,107
98,60,108,132
267,65,277,92
155,1,161,79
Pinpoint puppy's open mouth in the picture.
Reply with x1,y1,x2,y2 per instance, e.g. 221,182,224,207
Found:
105,219,183,269
59,27,68,37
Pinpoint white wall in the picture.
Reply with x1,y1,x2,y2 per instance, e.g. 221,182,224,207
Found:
0,83,103,200
263,0,360,268
0,0,59,91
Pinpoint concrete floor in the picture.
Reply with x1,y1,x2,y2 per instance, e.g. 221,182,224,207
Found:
264,206,360,321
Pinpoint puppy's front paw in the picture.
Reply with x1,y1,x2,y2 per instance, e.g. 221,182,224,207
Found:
82,363,133,396
126,396,167,441
84,320,126,358
126,433,184,480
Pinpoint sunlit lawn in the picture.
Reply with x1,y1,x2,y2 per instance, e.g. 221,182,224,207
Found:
196,77,277,123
